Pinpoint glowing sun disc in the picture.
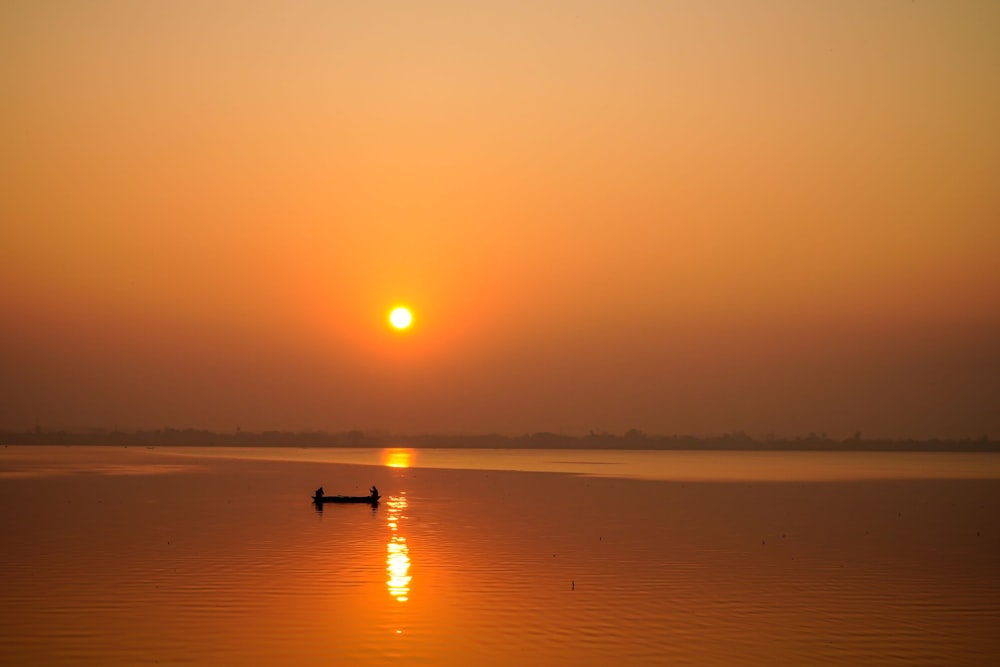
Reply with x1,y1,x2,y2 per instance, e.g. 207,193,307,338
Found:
389,307,413,330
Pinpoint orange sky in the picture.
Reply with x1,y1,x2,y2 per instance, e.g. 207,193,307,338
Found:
2,1,998,438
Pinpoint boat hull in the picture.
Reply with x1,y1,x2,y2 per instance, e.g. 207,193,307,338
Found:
313,495,380,505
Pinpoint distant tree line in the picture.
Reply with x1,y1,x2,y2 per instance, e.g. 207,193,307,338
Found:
1,427,998,452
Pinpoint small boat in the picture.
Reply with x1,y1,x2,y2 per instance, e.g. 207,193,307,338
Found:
313,494,380,505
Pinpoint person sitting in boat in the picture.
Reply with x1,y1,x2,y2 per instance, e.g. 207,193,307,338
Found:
370,485,379,498
315,486,324,500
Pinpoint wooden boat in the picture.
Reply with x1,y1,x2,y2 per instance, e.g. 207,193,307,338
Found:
313,494,380,505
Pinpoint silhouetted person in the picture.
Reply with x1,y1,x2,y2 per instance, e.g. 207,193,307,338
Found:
370,485,379,498
315,486,324,500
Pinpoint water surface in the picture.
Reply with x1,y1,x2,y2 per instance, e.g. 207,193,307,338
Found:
1,446,998,665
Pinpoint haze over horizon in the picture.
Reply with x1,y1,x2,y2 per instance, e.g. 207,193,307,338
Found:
2,1,998,440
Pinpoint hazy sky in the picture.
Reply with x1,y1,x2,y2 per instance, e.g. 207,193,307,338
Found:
2,0,998,438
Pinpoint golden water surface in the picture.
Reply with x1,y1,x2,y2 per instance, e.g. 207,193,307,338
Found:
1,446,998,665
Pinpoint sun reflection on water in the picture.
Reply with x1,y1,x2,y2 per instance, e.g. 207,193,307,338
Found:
381,448,415,469
386,494,411,602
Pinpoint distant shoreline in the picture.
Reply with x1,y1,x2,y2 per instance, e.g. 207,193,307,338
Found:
2,429,998,452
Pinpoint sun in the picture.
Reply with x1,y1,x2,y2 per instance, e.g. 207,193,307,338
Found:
389,306,413,330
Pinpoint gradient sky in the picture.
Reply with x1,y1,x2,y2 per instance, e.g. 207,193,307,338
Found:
2,0,998,438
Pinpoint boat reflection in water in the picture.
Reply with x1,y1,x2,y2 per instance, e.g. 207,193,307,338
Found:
385,493,411,602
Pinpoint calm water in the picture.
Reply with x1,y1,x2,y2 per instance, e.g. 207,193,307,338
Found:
1,446,998,666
